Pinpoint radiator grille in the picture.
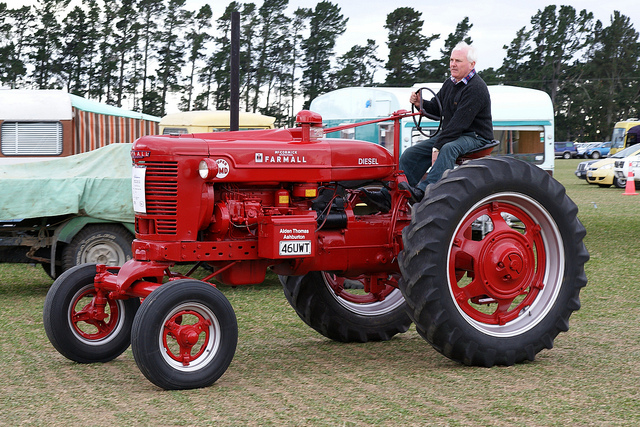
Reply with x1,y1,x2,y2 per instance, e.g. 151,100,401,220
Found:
140,161,178,234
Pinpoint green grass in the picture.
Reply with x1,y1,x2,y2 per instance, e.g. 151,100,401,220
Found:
1,159,640,426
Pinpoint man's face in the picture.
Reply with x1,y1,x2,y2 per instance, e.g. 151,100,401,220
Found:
450,48,475,81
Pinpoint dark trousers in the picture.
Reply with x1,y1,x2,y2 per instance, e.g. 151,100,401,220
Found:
400,132,490,191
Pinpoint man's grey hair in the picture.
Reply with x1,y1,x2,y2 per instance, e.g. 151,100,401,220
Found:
452,41,477,63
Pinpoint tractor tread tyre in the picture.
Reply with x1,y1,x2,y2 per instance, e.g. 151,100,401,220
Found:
399,156,588,367
279,272,411,343
43,263,139,363
131,280,238,390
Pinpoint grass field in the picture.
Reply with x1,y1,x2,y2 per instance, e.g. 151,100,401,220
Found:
1,159,639,426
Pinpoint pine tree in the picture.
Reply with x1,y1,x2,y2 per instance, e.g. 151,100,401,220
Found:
499,27,531,85
92,0,119,103
239,3,258,111
300,1,347,108
422,17,473,82
251,0,290,113
59,6,92,95
180,4,212,111
527,5,595,106
587,11,640,138
154,0,189,115
210,2,242,111
136,0,165,114
384,7,438,85
30,0,69,89
83,0,102,100
112,0,141,107
286,8,308,124
0,4,31,88
334,39,382,88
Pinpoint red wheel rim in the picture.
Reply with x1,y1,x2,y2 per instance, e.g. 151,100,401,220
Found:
162,310,212,366
70,288,121,340
323,273,398,304
449,201,547,326
322,272,406,316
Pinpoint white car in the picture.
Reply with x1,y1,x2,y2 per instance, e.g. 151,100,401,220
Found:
614,154,640,183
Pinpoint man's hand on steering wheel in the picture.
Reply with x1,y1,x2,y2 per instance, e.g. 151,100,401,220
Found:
411,87,442,138
409,92,421,109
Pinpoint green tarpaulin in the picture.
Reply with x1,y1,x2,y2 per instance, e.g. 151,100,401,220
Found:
0,143,134,223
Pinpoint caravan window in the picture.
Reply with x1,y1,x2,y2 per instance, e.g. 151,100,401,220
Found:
162,127,188,135
1,122,63,155
493,127,545,165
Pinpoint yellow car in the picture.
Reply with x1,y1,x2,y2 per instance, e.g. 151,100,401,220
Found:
586,145,640,187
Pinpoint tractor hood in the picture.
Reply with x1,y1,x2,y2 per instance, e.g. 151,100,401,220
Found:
132,127,395,183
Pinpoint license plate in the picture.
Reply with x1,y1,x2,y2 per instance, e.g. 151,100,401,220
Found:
279,240,312,256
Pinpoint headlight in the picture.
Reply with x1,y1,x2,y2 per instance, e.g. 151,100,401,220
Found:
199,158,219,181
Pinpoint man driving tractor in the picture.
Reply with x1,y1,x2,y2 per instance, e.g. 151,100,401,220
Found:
361,41,493,210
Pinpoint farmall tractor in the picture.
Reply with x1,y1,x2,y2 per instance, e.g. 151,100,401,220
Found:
43,104,589,390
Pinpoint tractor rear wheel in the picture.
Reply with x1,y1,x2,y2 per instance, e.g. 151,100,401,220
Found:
399,156,588,366
131,280,237,390
279,271,411,342
43,263,139,363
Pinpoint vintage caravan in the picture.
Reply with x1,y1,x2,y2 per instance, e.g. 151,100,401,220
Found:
311,84,555,174
0,89,159,164
159,110,275,134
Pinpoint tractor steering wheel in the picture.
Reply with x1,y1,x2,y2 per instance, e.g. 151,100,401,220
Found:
412,87,442,138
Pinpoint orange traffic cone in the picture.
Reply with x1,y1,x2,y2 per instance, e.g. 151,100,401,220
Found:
622,170,638,195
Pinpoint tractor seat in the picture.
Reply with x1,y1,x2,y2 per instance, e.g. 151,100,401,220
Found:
457,140,501,163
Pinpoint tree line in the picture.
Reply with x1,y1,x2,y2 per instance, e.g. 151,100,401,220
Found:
1,0,638,140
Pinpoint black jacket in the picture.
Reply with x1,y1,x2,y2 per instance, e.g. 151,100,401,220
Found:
422,74,493,150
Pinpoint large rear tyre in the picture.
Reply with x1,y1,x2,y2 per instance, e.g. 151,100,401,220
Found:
43,263,140,363
279,271,411,342
399,157,589,367
131,280,238,390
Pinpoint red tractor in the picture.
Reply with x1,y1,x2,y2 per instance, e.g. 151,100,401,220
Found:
43,108,588,390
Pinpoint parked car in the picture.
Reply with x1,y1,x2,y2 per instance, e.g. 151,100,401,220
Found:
554,141,577,159
575,159,598,180
583,145,640,188
614,154,640,185
585,141,612,159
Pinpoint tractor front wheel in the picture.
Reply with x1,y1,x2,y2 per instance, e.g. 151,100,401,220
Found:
280,271,411,342
131,280,237,390
43,263,139,363
399,156,589,366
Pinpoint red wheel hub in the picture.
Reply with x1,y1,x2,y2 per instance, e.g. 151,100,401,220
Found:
479,231,532,299
163,310,212,366
71,289,120,340
450,202,546,326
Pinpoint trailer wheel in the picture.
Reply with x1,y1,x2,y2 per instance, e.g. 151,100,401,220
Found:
43,263,139,363
131,280,237,390
62,224,133,271
279,271,411,342
399,156,588,367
